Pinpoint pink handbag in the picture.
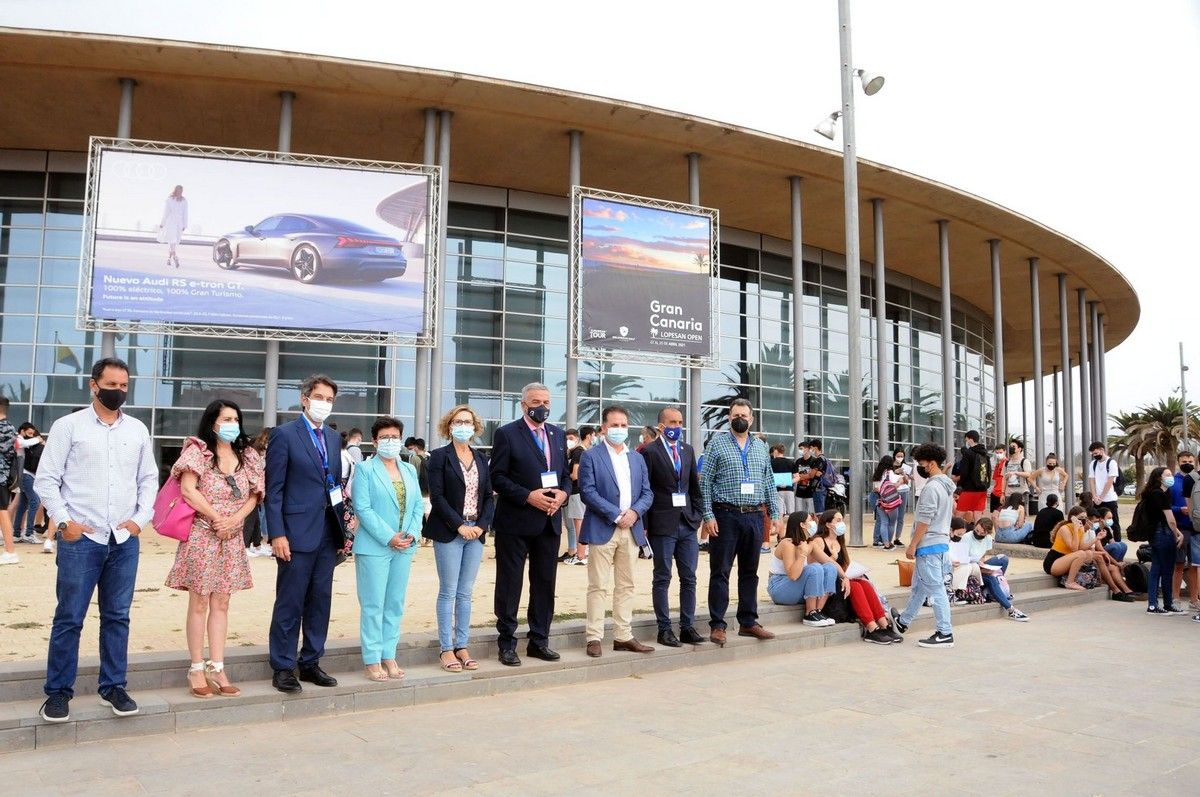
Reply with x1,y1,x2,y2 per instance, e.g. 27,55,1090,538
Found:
152,476,195,542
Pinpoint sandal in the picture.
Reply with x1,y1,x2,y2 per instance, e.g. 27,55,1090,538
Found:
382,659,405,680
454,648,479,671
439,651,463,673
188,665,213,698
204,661,241,696
364,664,389,682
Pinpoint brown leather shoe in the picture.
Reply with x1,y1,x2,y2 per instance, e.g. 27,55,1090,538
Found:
613,638,654,654
710,628,727,647
586,640,602,658
738,624,775,640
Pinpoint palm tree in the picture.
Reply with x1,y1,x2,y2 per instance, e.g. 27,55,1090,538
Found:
1108,409,1149,491
561,361,646,424
1109,398,1200,482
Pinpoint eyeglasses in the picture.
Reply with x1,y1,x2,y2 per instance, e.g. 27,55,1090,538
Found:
225,475,242,500
450,420,474,427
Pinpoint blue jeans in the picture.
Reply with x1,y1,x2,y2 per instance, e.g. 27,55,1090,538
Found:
980,554,1012,610
813,489,827,514
899,551,952,635
895,493,909,541
1104,542,1128,562
44,534,140,698
874,504,901,545
14,471,41,535
995,522,1033,544
708,508,762,630
433,537,484,651
1148,525,1178,610
649,523,699,632
767,561,838,605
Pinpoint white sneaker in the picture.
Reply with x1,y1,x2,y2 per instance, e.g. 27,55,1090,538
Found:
43,540,54,554
0,551,20,565
1007,608,1030,622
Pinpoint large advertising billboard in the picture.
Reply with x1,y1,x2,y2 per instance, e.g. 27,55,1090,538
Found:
81,139,440,344
570,187,718,366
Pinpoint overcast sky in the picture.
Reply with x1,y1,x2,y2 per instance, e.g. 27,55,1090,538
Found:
6,0,1198,439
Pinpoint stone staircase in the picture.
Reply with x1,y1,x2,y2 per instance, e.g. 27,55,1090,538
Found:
0,572,1109,751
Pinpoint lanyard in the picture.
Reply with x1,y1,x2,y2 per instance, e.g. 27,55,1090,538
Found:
529,424,551,470
662,437,685,493
307,422,334,487
734,434,752,481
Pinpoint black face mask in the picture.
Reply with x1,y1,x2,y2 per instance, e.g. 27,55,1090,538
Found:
950,534,964,542
730,417,750,434
1182,464,1195,474
1092,453,1103,460
95,387,127,412
916,465,930,479
1046,462,1057,469
1009,448,1018,456
525,405,550,424
973,532,988,540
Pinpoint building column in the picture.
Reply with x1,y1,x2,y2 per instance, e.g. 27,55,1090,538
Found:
411,109,438,441
872,199,887,456
1029,258,1044,459
427,110,452,422
1077,288,1091,451
1089,301,1103,438
262,89,294,427
990,240,1005,446
938,220,953,448
1020,379,1027,445
101,77,138,360
1052,365,1062,456
791,177,805,447
1098,314,1108,442
687,153,703,452
565,130,583,430
1058,275,1076,506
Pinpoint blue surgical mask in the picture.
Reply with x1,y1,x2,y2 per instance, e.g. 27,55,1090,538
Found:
377,439,403,460
834,522,846,537
451,425,474,443
1091,522,1100,531
805,521,817,535
216,422,240,443
605,427,629,446
661,426,683,443
1104,518,1114,528
1163,475,1177,488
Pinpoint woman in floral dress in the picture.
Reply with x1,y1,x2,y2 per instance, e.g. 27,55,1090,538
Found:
166,399,263,698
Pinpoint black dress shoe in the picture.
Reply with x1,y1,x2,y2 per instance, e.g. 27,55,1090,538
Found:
679,627,706,645
298,665,338,687
272,670,303,693
657,629,681,647
526,645,560,662
498,649,521,667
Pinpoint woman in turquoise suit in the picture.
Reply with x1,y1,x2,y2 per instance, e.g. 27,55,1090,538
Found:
352,416,424,682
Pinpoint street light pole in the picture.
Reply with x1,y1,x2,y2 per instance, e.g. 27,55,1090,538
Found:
1181,342,1190,453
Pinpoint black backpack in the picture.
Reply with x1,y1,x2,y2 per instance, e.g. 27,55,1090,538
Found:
959,447,989,492
1122,561,1150,593
1127,500,1154,542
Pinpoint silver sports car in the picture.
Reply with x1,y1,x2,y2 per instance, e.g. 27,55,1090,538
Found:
212,213,408,284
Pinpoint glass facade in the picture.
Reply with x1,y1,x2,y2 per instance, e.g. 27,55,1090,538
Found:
1,152,993,475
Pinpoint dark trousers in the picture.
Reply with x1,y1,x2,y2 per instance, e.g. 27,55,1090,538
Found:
268,518,339,672
813,489,827,514
649,523,699,632
707,508,762,630
1148,525,1177,610
45,534,140,697
243,505,263,548
493,527,559,651
1102,500,1122,541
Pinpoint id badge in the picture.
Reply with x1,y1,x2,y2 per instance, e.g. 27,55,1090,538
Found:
328,486,343,508
540,471,559,489
740,481,755,496
671,493,687,507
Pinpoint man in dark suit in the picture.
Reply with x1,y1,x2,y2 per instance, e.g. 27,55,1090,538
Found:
642,406,706,647
266,374,347,693
489,382,571,666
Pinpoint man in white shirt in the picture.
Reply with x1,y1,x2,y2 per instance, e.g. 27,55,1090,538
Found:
1088,441,1122,541
33,357,158,723
577,405,654,657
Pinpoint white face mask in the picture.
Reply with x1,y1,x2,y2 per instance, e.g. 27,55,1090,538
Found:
566,439,578,451
306,399,333,423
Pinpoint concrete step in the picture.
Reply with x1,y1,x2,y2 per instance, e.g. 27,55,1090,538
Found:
0,573,1110,751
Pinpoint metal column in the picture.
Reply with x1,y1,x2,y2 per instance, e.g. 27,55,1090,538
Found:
990,240,1005,446
1058,275,1075,507
1098,315,1108,445
1077,288,1091,451
791,177,806,447
1029,258,1044,459
938,220,953,449
872,199,887,456
1020,379,1027,445
1052,365,1061,456
1089,301,1103,438
412,109,438,441
101,78,137,360
687,153,703,452
566,131,582,430
263,90,294,428
428,111,452,421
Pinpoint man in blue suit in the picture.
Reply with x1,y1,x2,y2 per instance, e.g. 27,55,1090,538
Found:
489,382,572,667
266,374,347,693
578,405,655,658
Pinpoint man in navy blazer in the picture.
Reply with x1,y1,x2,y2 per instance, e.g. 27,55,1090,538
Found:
265,374,347,693
641,406,706,647
489,382,571,667
578,405,654,657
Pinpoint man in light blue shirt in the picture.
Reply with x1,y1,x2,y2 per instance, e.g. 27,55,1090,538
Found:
34,357,158,723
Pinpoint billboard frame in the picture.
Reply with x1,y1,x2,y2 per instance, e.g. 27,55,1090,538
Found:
569,185,720,368
79,136,442,346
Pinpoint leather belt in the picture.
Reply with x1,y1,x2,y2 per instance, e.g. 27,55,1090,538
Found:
713,502,766,514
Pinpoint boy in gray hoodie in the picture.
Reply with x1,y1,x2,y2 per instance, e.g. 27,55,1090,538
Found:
891,442,955,648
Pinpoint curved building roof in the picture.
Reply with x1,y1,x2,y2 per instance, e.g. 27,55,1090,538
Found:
0,27,1137,381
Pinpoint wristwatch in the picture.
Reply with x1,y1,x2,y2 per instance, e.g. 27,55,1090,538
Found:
57,521,68,534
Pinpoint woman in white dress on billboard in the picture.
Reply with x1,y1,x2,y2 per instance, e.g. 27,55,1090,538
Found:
158,184,188,268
